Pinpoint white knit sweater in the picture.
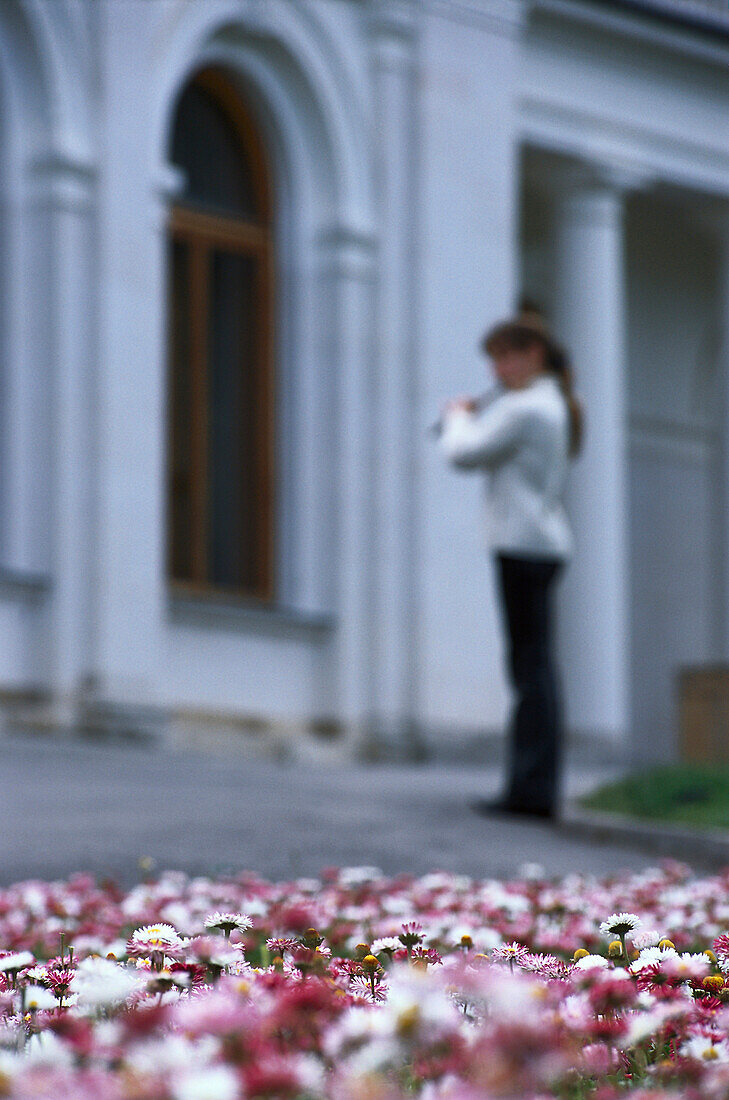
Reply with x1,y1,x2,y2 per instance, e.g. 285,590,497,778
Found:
438,373,573,562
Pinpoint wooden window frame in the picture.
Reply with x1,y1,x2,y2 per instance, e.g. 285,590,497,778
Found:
167,69,275,604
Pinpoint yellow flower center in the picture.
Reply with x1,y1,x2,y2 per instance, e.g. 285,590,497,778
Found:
396,1005,420,1036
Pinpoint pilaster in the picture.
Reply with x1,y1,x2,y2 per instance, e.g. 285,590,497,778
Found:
87,0,169,730
27,148,98,702
367,1,423,755
317,224,378,754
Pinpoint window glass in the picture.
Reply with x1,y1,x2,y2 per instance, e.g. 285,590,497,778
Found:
167,69,274,600
207,250,261,590
171,80,259,220
168,238,194,582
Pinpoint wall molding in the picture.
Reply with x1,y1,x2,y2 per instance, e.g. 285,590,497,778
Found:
519,94,729,198
530,0,729,66
0,566,51,601
629,412,718,464
424,0,528,36
168,592,335,636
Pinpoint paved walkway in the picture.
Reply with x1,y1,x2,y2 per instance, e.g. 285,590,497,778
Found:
0,731,717,887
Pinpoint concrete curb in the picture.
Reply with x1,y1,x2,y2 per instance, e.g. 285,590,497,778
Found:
559,805,729,869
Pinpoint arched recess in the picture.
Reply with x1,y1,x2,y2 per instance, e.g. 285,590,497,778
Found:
151,1,376,620
167,65,276,600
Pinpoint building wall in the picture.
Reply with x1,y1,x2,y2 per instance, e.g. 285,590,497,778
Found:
0,0,728,758
415,1,523,746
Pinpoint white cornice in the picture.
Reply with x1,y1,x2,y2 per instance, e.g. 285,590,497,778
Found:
530,0,729,67
422,0,528,35
367,0,417,39
519,95,729,198
556,161,656,196
368,0,418,70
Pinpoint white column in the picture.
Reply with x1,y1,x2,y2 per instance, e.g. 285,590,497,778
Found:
552,165,648,748
368,2,421,755
318,226,378,754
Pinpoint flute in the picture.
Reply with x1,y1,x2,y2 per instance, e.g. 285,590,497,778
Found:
428,384,504,437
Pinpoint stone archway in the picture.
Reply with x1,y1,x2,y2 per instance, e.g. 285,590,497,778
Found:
146,1,380,745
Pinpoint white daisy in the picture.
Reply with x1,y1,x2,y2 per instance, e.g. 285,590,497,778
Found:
599,912,641,938
0,951,34,974
371,937,402,955
71,956,144,1011
682,1035,729,1063
573,954,610,970
203,912,252,935
632,929,661,950
23,985,57,1012
130,923,181,948
172,1065,241,1100
128,923,184,958
631,945,677,972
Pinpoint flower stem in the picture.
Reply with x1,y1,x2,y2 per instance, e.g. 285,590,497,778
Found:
620,934,631,970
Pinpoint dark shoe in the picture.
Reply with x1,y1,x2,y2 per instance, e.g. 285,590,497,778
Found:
471,798,555,820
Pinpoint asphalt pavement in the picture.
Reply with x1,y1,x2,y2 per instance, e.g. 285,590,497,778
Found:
0,730,718,887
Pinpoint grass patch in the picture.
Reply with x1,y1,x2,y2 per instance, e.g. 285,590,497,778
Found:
579,763,729,831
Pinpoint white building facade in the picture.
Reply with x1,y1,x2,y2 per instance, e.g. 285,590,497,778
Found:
1,0,728,763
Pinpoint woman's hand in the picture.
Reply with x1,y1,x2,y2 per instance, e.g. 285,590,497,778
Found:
443,396,478,416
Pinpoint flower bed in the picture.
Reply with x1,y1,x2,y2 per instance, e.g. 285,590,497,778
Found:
4,861,729,1096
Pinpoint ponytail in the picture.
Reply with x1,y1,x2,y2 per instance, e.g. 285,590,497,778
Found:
491,297,584,458
545,343,584,459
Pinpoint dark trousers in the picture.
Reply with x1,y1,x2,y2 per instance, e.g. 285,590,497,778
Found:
495,553,564,814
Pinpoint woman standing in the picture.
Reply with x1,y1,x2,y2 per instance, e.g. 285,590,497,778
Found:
438,306,583,821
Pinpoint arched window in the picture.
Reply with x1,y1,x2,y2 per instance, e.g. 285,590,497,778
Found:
167,67,274,599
